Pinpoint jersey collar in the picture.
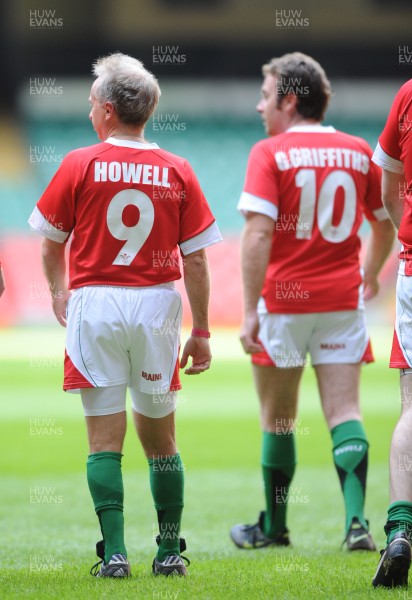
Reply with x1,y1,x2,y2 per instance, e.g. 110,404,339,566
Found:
105,136,160,149
286,125,336,133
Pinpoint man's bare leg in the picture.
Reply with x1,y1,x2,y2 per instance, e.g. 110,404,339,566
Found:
230,365,303,547
82,387,129,574
315,363,375,549
133,407,186,573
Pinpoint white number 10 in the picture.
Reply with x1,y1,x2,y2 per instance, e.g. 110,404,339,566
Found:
106,189,154,266
295,169,356,243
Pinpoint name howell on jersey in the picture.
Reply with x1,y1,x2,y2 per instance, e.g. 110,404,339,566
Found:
94,161,171,187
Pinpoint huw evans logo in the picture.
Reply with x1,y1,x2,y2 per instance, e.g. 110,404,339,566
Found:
30,146,63,164
152,114,187,133
29,78,63,95
30,555,63,572
152,46,187,65
29,9,63,29
399,46,412,65
276,77,310,97
29,486,63,504
275,9,310,29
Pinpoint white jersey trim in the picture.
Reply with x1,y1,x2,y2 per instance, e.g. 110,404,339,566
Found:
237,192,279,221
373,207,389,221
286,125,336,134
105,136,160,150
372,142,404,174
28,206,70,243
179,221,223,256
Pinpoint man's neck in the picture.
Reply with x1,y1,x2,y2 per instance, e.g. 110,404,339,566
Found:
287,117,320,129
108,128,146,143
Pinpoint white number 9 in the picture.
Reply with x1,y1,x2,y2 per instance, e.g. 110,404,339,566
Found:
106,189,154,266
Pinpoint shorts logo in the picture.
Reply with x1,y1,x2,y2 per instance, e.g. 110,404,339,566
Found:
320,343,346,350
142,371,162,382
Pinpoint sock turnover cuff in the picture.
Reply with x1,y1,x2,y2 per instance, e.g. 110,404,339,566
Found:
387,501,412,523
87,451,123,462
148,453,181,465
154,501,184,511
95,501,124,513
331,420,368,450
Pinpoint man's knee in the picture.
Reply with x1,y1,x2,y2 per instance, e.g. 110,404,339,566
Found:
400,373,412,413
139,435,177,459
261,408,298,433
133,410,177,458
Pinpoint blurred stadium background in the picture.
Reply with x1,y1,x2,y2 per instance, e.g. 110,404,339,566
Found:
0,0,411,327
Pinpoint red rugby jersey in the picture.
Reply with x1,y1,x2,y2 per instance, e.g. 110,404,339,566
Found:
29,138,222,288
238,125,387,313
372,79,412,268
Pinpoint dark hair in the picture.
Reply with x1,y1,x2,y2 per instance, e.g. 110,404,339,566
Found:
263,52,332,121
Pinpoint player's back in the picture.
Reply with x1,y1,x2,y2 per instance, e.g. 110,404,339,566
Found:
34,138,216,289
244,125,384,313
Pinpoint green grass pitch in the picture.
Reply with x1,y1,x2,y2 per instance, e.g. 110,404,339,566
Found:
0,325,406,599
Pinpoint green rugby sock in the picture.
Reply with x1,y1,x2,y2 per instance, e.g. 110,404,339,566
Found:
86,451,127,562
386,501,412,543
261,431,296,538
331,420,368,532
149,453,184,561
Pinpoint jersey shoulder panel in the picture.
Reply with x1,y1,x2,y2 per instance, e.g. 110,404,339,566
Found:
146,147,190,171
60,142,116,179
326,129,373,156
395,79,412,107
249,136,279,157
64,141,114,162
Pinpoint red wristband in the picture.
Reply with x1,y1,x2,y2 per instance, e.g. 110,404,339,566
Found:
191,328,211,338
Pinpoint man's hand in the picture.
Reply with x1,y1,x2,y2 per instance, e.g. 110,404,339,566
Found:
52,289,71,327
362,217,395,303
240,213,273,354
42,238,69,326
0,268,5,298
180,336,212,375
363,274,380,301
240,310,262,354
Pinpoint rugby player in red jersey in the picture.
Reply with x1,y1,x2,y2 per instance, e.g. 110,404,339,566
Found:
29,53,222,578
230,52,394,553
372,79,412,588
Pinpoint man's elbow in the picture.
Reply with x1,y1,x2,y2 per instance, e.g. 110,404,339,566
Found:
382,190,401,213
372,218,396,244
183,249,208,272
42,238,64,258
254,229,273,243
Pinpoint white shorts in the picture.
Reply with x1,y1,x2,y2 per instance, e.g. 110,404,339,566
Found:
80,384,177,418
391,270,412,369
253,299,373,368
64,284,182,394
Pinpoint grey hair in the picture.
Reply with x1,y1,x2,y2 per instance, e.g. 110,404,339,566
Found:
92,52,161,126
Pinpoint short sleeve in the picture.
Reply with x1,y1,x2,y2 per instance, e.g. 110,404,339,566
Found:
237,141,279,221
372,83,410,174
28,152,80,242
178,161,222,255
362,155,389,222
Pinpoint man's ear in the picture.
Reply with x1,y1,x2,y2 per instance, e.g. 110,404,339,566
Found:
283,93,298,114
104,102,115,119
